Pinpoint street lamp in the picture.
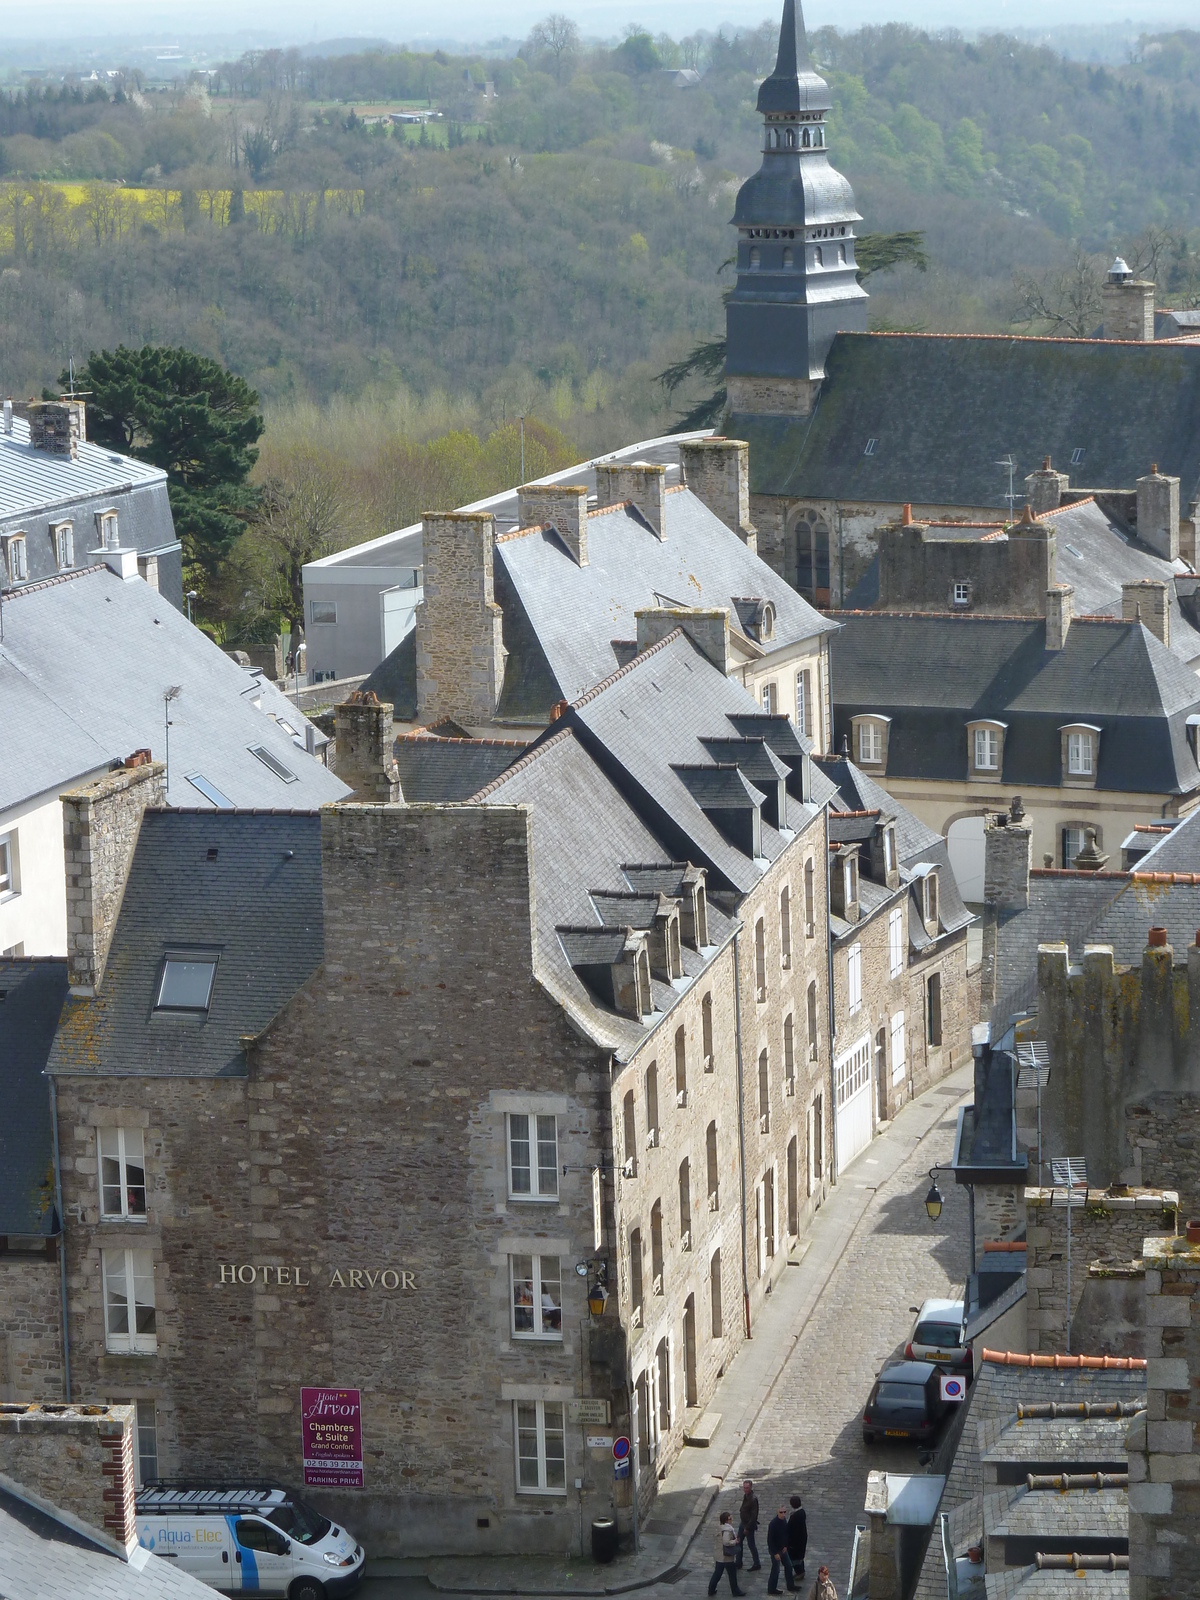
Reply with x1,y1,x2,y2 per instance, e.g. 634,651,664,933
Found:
924,1178,944,1221
185,589,198,624
575,1257,608,1317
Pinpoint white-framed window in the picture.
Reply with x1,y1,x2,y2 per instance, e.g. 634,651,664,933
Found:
507,1113,558,1200
111,1398,159,1486
858,722,882,764
761,682,775,714
514,1399,566,1493
52,520,74,569
952,580,970,606
0,831,17,898
847,943,862,1013
974,727,999,771
511,1255,562,1339
883,828,896,877
154,954,218,1013
1067,731,1093,775
96,510,119,549
3,534,27,583
890,1012,906,1085
102,1249,157,1354
99,1128,148,1220
923,872,939,929
310,599,337,625
1061,826,1087,869
795,669,810,738
888,908,904,978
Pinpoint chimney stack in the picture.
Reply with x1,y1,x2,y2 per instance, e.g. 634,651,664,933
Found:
635,605,730,675
0,1403,139,1559
1136,463,1181,561
984,800,1032,908
3,397,12,435
594,461,667,539
415,510,506,728
61,755,165,995
1025,456,1070,516
1101,257,1155,342
27,399,83,458
1045,583,1073,650
517,482,589,566
678,438,757,550
1123,578,1170,648
334,691,400,802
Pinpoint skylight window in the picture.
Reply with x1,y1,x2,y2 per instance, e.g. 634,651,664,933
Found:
155,955,218,1013
1070,447,1085,466
186,773,235,809
863,438,878,456
248,744,298,784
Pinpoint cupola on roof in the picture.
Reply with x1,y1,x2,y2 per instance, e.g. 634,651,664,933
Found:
756,0,832,115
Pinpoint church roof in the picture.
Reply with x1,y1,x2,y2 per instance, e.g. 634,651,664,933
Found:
756,0,831,114
733,332,1200,512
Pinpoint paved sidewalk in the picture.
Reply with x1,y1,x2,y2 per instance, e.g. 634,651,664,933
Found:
365,1062,972,1597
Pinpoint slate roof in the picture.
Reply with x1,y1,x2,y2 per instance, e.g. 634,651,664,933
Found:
394,733,524,801
0,1484,211,1600
48,811,323,1079
471,727,736,1059
0,565,348,813
559,630,825,898
0,415,166,520
830,613,1200,796
912,1356,1145,1600
734,332,1200,511
360,628,417,719
1130,804,1200,874
494,488,835,718
0,958,68,1235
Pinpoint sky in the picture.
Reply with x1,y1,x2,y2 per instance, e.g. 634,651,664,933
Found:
0,0,1193,47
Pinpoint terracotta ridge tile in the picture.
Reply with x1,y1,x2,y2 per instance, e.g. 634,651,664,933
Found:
982,1348,1147,1369
0,562,106,600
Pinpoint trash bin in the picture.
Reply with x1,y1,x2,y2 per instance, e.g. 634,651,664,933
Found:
592,1517,618,1563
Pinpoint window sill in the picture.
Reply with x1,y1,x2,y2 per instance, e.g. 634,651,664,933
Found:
507,1194,560,1204
104,1346,158,1358
99,1215,149,1225
781,955,792,971
512,1333,564,1344
756,988,768,1004
515,1487,568,1498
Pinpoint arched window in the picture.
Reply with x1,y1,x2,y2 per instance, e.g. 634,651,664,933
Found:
710,1249,723,1338
758,1049,770,1132
629,1228,643,1323
794,508,832,601
769,127,778,148
679,1158,691,1243
801,127,811,148
804,858,815,933
623,1091,637,1176
749,245,761,269
706,1121,719,1209
814,245,824,268
807,980,818,1059
785,126,796,148
645,1062,659,1146
702,991,714,1070
674,1026,687,1105
782,246,793,268
837,242,846,265
815,127,824,147
650,1200,664,1293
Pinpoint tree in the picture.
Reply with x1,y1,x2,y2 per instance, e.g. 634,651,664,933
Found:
62,346,265,589
1011,250,1102,337
659,231,930,428
240,446,353,638
526,14,580,83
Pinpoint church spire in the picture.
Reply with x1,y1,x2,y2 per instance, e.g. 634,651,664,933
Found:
724,0,868,407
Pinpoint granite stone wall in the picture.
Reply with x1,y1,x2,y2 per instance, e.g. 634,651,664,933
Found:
0,1257,63,1401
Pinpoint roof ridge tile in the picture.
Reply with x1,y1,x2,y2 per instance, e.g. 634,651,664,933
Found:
0,563,106,600
466,725,575,802
840,329,1192,351
570,627,686,709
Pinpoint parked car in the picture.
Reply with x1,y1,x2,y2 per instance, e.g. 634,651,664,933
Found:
905,1297,971,1373
862,1359,951,1445
136,1482,364,1596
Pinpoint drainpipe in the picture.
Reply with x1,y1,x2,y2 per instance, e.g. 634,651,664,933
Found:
732,930,751,1339
48,1074,72,1403
824,803,839,1185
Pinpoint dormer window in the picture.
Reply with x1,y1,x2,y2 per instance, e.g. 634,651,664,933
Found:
761,601,775,641
52,520,74,569
952,580,971,608
3,533,27,583
923,871,939,931
1061,724,1100,787
883,827,896,877
95,509,119,549
851,715,890,770
843,854,858,906
967,720,1007,779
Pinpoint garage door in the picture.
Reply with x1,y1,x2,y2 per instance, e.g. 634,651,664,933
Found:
835,1034,873,1173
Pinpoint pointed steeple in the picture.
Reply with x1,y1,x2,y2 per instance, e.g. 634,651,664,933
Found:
757,0,830,115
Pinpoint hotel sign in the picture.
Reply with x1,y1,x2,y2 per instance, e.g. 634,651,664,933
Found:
301,1387,364,1489
218,1264,417,1289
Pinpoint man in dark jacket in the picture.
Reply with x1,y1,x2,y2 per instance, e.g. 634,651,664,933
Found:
787,1496,808,1579
736,1480,761,1570
767,1506,797,1593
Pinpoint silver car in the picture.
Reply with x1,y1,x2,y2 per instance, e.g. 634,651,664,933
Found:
905,1297,971,1373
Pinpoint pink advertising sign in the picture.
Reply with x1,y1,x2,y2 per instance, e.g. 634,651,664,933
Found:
301,1387,364,1488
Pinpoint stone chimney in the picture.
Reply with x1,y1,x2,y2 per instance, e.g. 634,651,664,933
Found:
1101,257,1155,342
137,552,159,591
635,606,730,675
27,399,84,458
984,800,1032,908
1025,456,1070,515
517,482,589,566
1123,578,1170,648
1045,583,1073,650
1129,1235,1200,1596
1136,464,1181,562
594,462,667,539
61,755,165,995
415,511,507,728
334,691,400,802
679,438,757,550
0,1402,138,1558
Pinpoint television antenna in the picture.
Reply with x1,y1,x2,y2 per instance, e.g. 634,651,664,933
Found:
1016,1040,1050,1180
996,455,1021,518
1051,1156,1088,1354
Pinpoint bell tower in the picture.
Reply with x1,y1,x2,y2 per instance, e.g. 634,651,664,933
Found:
725,0,868,417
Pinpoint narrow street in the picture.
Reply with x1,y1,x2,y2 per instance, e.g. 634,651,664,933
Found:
363,1065,972,1600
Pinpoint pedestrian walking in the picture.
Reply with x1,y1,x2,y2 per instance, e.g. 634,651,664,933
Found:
709,1511,745,1596
786,1496,808,1579
736,1480,761,1571
766,1507,798,1594
809,1565,837,1600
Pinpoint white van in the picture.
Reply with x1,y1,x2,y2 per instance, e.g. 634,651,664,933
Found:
135,1483,364,1598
